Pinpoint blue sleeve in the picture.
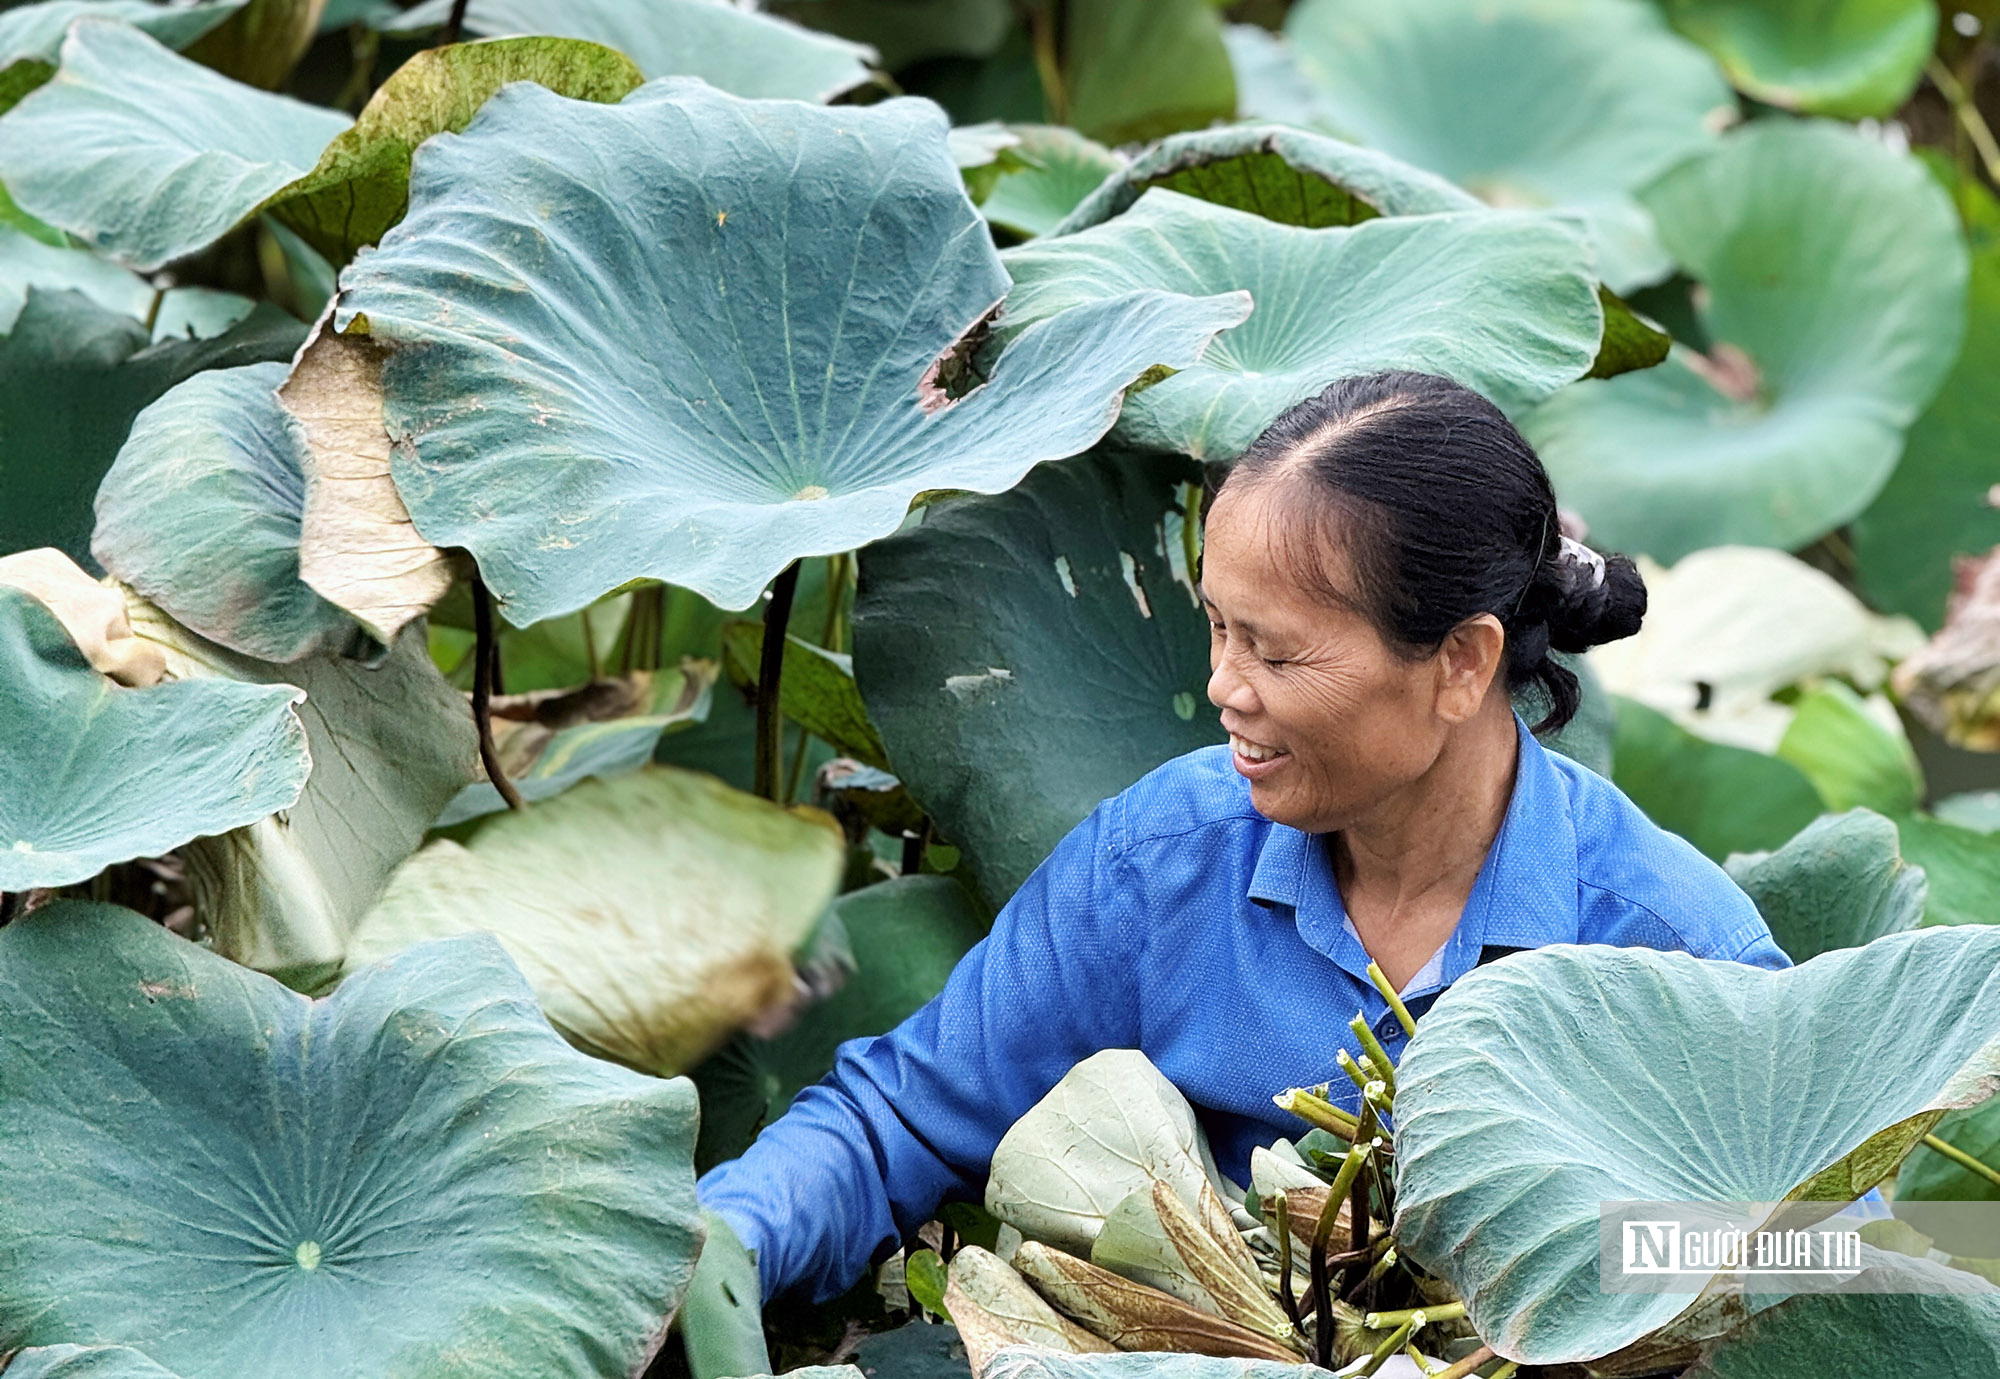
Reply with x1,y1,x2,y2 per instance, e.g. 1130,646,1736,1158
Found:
695,799,1143,1304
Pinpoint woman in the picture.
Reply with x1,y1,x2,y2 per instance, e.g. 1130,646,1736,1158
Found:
697,371,1791,1307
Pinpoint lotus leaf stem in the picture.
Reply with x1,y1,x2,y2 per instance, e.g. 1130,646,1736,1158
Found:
1182,481,1203,586
442,0,471,46
1928,57,2000,189
1362,1246,1397,1288
1363,1080,1393,1120
1490,1364,1518,1379
1273,1191,1304,1334
1364,1302,1463,1331
1354,1316,1416,1376
1428,1346,1497,1379
1365,962,1419,1035
1312,1143,1373,1367
1920,1132,2000,1190
470,575,524,812
1335,1048,1373,1092
1275,1086,1359,1139
1349,1013,1398,1098
753,561,802,800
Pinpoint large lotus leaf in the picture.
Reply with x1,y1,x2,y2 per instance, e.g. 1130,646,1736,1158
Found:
92,363,373,664
0,901,702,1377
0,19,351,272
1895,812,2000,929
1724,809,1927,961
122,598,475,986
853,449,1218,906
0,585,307,891
1937,790,2000,834
1279,0,1734,291
1682,1273,2000,1379
980,1348,1330,1379
1,289,306,567
1001,189,1601,462
389,0,877,101
1059,0,1234,146
1051,122,1478,237
1774,682,1922,817
985,1049,1226,1256
978,125,1124,241
1899,1100,2000,1243
1525,120,1968,562
0,221,149,331
1853,172,2000,630
333,80,1243,621
1611,697,1825,862
179,0,324,92
0,1,241,112
1663,0,1935,118
265,36,642,266
0,1346,183,1379
1588,547,1920,754
346,765,845,1077
1392,927,2000,1367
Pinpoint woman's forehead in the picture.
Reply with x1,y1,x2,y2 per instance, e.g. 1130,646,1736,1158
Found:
1204,481,1365,612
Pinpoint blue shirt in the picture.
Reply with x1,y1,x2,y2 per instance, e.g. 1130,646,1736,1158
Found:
698,715,1793,1303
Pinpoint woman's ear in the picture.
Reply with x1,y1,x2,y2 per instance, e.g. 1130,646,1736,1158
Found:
1434,613,1506,724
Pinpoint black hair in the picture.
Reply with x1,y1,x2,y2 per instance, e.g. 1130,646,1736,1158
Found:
1217,371,1645,734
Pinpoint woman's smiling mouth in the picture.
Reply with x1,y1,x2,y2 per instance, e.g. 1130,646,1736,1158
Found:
1229,733,1289,776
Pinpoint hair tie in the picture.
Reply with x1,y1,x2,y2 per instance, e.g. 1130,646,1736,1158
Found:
1557,535,1606,590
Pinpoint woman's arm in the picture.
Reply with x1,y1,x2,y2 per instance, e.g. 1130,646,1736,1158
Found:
696,797,1143,1304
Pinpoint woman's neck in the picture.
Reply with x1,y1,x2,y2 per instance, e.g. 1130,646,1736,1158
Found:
1330,693,1521,990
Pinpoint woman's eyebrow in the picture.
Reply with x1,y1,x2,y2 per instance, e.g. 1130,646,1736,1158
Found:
1196,584,1268,636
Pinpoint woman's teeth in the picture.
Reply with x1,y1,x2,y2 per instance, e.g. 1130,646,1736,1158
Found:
1230,734,1284,762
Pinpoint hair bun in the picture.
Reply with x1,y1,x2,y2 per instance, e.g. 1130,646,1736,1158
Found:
1542,546,1645,653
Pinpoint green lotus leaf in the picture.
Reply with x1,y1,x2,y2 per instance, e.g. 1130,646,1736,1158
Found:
1536,652,1617,778
721,623,888,771
1937,791,2000,834
264,36,642,266
0,585,307,891
334,80,1244,621
978,125,1124,241
681,1209,771,1379
1611,697,1824,862
1278,0,1735,291
1853,171,2000,629
0,1,242,112
1392,926,2000,1367
1899,1100,2000,1244
1053,122,1478,236
1894,811,2000,929
389,0,877,101
0,19,352,272
981,1355,1329,1379
0,901,702,1377
1000,189,1601,461
92,363,373,664
121,598,474,986
147,285,254,342
1,289,305,567
434,697,710,828
0,221,149,331
769,0,1014,72
853,449,1218,905
1059,0,1234,146
1725,809,1927,961
1682,1275,2000,1379
0,1346,183,1379
1774,682,1922,817
179,0,323,92
1525,120,1968,562
347,765,845,1077
1663,0,1936,118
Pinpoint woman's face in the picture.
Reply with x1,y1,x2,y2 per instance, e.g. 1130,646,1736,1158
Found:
1199,480,1462,833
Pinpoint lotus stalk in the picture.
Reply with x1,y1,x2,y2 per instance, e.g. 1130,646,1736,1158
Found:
1349,1013,1398,1097
1312,1141,1373,1366
1335,1048,1373,1092
1365,961,1419,1035
1363,1080,1393,1120
1430,1347,1499,1379
1274,1086,1359,1138
1919,1132,2000,1190
753,560,802,801
1354,1315,1416,1376
1364,1302,1464,1331
470,575,524,813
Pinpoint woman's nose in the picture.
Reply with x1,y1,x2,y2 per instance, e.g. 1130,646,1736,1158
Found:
1207,650,1258,713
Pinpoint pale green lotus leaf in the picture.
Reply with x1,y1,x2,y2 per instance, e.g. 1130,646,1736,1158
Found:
347,766,845,1077
681,1209,771,1379
1525,121,1968,561
336,79,1245,620
1052,121,1478,237
984,1049,1227,1257
93,363,374,664
1393,927,2000,1367
0,19,351,271
1937,791,2000,834
389,0,877,101
1663,0,1936,118
854,450,1220,906
1588,547,1922,754
1,289,306,567
0,1346,183,1379
0,901,702,1377
1725,809,1927,961
1899,1099,2000,1246
1682,1271,2000,1379
0,585,307,891
768,0,1013,71
1279,0,1735,291
1002,188,1599,460
0,221,149,332
980,1350,1333,1379
148,286,254,342
0,1,242,111
1774,682,1922,817
1611,697,1823,862
123,599,475,987
979,125,1124,240
1060,0,1234,146
265,35,642,265
1896,812,2000,929
436,709,698,828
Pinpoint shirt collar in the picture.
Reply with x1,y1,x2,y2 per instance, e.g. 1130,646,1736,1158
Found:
1243,713,1581,997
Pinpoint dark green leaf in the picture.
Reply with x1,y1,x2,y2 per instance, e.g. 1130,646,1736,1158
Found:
1611,696,1825,861
1062,0,1235,145
723,622,889,771
1724,809,1927,961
